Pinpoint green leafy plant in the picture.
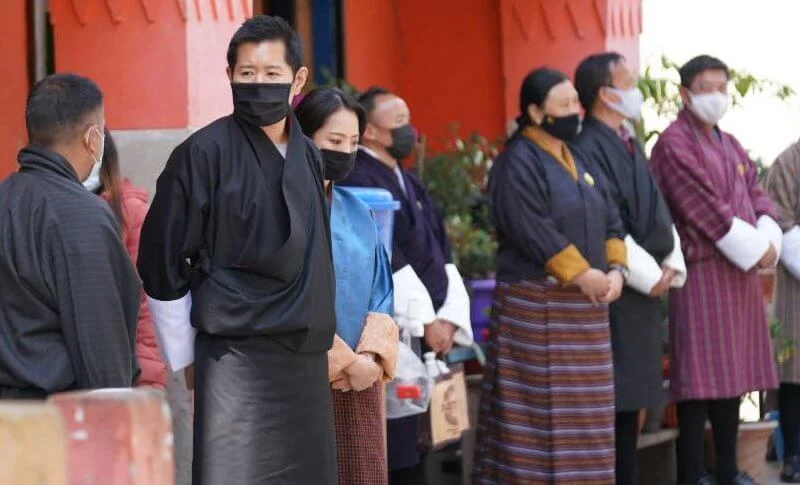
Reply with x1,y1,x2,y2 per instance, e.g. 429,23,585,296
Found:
636,56,795,144
419,128,500,278
770,317,795,366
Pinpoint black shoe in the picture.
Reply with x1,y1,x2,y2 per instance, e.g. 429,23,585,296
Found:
782,455,800,483
731,472,757,485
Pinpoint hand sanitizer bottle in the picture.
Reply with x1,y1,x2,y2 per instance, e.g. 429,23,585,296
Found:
424,352,440,378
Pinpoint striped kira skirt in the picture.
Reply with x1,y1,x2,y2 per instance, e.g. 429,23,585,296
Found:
472,280,616,484
332,383,387,484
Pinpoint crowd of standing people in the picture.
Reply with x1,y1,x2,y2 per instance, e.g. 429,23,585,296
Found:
1,12,800,485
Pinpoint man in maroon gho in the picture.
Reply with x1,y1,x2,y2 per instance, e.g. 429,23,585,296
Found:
650,55,780,485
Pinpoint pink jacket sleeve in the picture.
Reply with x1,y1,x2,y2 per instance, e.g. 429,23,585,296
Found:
123,193,168,390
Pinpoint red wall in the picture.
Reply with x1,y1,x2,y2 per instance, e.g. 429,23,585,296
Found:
344,0,506,146
0,2,29,178
343,1,402,92
500,0,641,123
50,1,190,129
345,0,640,148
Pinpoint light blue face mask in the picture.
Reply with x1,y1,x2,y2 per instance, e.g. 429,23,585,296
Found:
83,126,105,192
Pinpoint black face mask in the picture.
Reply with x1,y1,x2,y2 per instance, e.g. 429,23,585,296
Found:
386,124,416,161
539,113,581,142
321,149,356,182
231,82,292,127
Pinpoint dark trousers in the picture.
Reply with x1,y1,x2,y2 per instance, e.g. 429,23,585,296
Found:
615,410,640,485
387,415,427,485
677,398,740,484
781,383,800,458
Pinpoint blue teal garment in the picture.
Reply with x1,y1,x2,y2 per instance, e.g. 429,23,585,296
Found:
330,186,394,349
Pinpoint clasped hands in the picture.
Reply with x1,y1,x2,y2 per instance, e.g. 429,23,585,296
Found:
331,351,383,393
758,243,778,270
573,268,624,304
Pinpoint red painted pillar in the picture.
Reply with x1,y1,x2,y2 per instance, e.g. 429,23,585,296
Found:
499,0,641,125
49,0,253,196
50,0,252,130
343,0,639,146
343,0,505,146
343,0,401,94
49,390,173,485
0,1,29,179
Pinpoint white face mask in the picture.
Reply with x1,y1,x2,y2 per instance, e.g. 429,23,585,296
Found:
83,127,105,192
688,92,730,125
83,160,102,192
605,87,643,120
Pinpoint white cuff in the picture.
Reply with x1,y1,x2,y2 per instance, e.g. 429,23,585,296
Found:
623,235,663,295
715,217,770,271
663,225,688,288
392,265,435,338
436,264,474,347
147,293,196,372
781,226,800,280
758,215,783,263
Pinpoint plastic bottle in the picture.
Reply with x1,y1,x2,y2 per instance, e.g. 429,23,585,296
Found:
424,352,440,378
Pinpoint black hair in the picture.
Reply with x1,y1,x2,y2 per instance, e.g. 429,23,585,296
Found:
25,73,103,148
574,52,625,112
227,15,303,73
357,86,391,118
516,68,569,128
295,88,366,138
679,55,729,88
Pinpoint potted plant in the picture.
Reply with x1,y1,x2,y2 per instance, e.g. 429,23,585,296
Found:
419,129,499,342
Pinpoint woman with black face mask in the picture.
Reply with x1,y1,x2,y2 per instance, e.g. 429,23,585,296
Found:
472,68,628,485
295,88,400,485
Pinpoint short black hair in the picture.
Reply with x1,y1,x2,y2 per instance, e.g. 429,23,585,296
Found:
357,86,391,118
575,52,625,112
25,73,103,148
295,88,367,138
227,15,303,73
680,55,729,88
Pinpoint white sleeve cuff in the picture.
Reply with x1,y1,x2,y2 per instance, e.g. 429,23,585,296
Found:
758,215,783,262
781,226,800,280
392,265,435,337
715,217,770,271
436,264,474,347
623,235,663,295
663,225,688,288
147,293,196,372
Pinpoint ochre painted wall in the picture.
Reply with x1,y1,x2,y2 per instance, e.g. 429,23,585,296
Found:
0,1,29,178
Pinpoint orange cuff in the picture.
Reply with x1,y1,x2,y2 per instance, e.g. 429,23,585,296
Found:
606,238,627,267
546,244,591,284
